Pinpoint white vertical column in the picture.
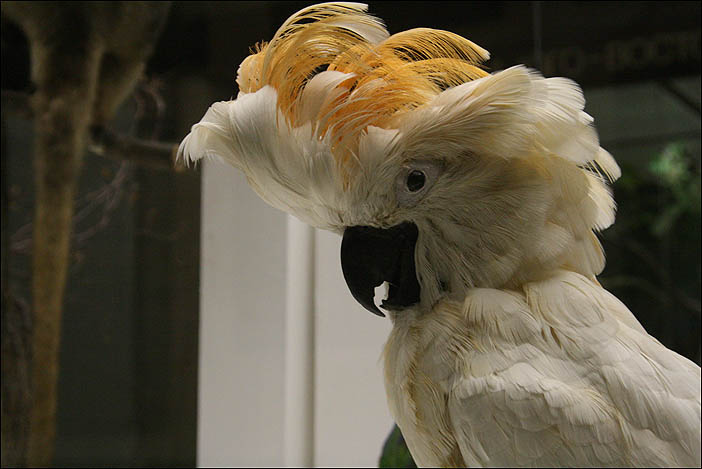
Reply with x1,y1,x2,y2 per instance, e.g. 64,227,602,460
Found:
313,229,395,467
284,215,316,467
198,161,287,467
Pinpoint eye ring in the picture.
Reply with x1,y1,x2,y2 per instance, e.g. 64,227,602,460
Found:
406,170,426,192
395,161,442,208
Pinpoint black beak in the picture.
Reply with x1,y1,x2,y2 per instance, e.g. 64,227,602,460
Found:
340,222,421,317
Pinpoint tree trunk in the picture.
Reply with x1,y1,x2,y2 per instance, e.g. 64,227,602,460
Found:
1,3,171,465
26,40,101,467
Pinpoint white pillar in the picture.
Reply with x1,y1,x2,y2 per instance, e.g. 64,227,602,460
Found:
198,162,287,467
284,215,316,467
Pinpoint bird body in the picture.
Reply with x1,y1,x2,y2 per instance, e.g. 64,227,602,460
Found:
384,272,700,466
179,3,701,466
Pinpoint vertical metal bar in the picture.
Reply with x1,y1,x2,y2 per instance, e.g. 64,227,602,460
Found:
284,215,316,467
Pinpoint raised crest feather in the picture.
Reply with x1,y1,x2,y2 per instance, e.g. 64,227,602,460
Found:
233,2,490,168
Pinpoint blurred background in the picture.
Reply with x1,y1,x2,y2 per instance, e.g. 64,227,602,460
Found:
1,1,700,467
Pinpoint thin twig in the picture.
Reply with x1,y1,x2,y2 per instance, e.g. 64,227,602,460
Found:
89,126,183,171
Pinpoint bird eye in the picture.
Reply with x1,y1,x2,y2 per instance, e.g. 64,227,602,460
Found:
406,170,426,192
396,161,442,208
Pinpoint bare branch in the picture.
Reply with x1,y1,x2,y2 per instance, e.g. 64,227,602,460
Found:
89,126,184,172
1,90,185,172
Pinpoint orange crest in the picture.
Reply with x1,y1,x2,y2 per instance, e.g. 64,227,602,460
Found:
237,3,490,169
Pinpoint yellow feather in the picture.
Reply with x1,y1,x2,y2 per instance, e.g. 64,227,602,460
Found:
235,2,491,171
373,28,490,64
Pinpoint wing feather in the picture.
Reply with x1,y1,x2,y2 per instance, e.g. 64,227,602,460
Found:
442,272,701,466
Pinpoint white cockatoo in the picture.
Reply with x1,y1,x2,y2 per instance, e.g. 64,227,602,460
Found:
178,3,701,466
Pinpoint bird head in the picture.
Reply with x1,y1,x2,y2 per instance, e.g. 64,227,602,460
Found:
178,2,621,317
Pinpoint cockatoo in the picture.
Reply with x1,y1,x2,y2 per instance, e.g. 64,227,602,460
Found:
178,3,701,466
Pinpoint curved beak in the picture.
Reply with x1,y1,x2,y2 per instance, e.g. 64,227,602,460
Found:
340,222,421,317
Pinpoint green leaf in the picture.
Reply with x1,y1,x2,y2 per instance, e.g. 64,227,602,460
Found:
649,142,689,187
379,425,417,468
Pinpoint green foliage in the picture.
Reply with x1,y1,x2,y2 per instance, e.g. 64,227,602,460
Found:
647,143,701,237
600,141,701,364
379,425,417,468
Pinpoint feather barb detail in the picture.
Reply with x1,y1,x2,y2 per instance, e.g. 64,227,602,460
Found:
235,2,490,170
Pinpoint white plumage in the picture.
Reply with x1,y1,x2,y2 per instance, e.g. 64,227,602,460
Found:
385,271,700,466
179,3,701,466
